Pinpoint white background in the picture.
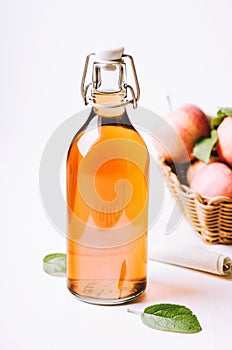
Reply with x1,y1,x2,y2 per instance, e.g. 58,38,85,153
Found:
1,1,232,349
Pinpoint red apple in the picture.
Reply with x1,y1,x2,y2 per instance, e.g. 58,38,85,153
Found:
153,104,211,163
190,162,232,198
217,116,232,166
186,156,219,185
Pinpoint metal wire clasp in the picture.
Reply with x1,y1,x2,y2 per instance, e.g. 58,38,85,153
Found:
81,53,140,109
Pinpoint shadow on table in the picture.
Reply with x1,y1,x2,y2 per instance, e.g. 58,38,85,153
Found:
129,278,205,305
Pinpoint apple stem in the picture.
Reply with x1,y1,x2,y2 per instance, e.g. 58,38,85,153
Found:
127,308,142,317
166,95,173,112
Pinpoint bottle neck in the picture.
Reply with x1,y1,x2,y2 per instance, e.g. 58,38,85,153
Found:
93,91,126,117
91,61,127,117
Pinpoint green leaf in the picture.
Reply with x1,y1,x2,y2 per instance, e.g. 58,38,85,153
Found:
210,115,225,128
43,253,66,277
141,304,202,333
192,129,218,164
210,108,232,128
217,107,232,117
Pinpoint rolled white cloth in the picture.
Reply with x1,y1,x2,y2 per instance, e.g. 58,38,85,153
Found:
149,241,232,276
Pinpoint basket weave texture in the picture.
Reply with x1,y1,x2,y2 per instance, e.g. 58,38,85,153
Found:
159,157,232,244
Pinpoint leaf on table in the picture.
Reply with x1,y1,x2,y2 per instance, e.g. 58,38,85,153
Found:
43,253,66,277
192,129,218,164
141,303,202,333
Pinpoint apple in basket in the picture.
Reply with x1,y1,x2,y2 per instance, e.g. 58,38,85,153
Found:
189,162,232,199
153,104,211,163
186,156,219,184
217,116,232,167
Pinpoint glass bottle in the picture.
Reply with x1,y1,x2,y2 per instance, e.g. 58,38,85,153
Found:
66,47,149,304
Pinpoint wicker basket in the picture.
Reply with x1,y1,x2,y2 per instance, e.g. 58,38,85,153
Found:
158,157,232,244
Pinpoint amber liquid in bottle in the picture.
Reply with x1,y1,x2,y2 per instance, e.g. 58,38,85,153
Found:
67,63,149,304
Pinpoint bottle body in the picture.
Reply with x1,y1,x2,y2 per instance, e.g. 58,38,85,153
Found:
67,107,149,304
